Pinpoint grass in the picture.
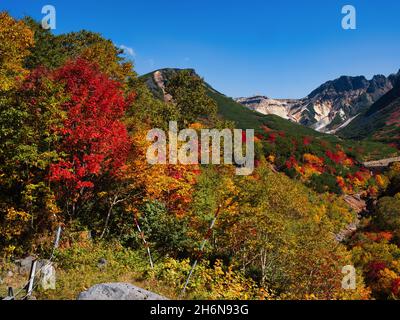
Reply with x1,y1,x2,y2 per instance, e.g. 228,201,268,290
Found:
0,242,172,300
1,240,261,300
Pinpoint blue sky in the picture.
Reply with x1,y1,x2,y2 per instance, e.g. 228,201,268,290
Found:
1,0,399,98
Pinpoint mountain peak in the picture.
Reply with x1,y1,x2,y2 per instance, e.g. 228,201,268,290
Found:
308,75,369,98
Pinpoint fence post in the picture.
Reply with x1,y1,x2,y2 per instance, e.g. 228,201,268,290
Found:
2,287,14,300
26,260,38,298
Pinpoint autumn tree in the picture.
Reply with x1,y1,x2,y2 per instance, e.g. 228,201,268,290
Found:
0,68,67,252
374,194,400,243
165,70,217,126
125,76,178,131
22,20,134,83
23,17,65,70
0,12,34,91
49,58,131,217
208,161,368,299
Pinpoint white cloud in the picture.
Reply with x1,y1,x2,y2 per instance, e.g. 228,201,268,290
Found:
118,45,136,57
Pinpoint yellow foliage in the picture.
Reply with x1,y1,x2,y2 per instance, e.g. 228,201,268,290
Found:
0,12,34,90
189,122,204,130
0,207,31,241
267,154,275,163
375,174,388,189
80,42,134,83
126,128,198,216
303,153,323,166
376,268,399,296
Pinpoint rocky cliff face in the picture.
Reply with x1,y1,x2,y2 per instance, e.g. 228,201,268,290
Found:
338,76,400,147
142,68,199,101
235,96,299,121
235,70,400,133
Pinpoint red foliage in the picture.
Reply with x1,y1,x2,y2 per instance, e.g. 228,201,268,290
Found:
267,133,277,143
303,136,312,146
285,155,298,169
325,150,346,164
365,231,393,243
392,278,400,296
367,261,387,281
261,125,271,133
255,133,264,141
49,58,131,194
336,176,346,189
388,142,400,150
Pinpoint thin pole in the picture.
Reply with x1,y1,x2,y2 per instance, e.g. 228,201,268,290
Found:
180,204,222,298
134,216,154,269
26,260,38,298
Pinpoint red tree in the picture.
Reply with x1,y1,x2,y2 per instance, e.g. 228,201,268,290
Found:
49,58,131,198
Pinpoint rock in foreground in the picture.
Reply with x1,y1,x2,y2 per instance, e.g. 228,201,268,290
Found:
77,283,167,300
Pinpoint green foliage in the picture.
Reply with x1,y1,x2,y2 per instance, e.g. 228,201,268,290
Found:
0,71,66,251
23,19,134,83
203,164,362,299
308,173,343,194
165,70,217,126
375,194,400,240
34,242,150,300
137,201,193,257
23,17,65,70
125,76,178,131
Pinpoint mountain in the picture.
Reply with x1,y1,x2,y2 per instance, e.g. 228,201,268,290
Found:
338,77,400,147
140,68,270,130
235,71,400,133
140,68,398,162
140,68,351,136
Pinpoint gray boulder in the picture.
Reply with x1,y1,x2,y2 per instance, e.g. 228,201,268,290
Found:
15,256,36,275
77,283,167,300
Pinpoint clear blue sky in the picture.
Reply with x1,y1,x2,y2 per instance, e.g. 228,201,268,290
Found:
1,0,399,98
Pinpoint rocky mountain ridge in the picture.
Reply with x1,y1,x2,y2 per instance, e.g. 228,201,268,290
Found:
235,70,400,133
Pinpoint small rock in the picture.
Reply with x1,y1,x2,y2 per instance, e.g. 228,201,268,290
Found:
77,283,168,300
97,258,107,269
6,270,14,278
